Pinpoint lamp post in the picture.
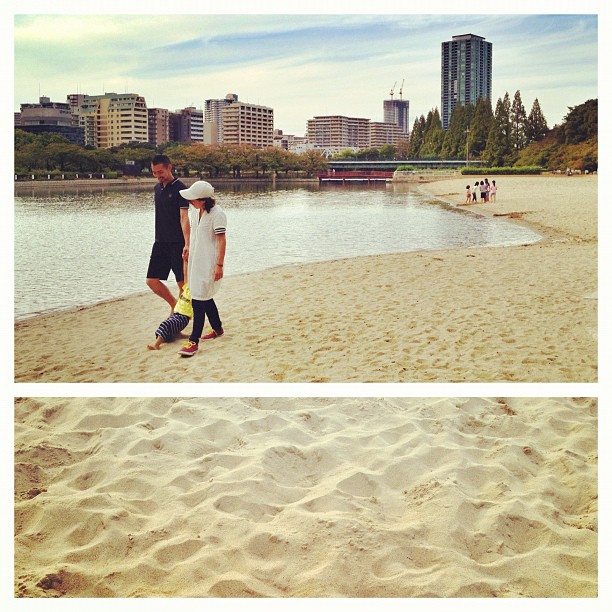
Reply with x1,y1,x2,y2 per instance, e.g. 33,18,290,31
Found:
465,128,470,166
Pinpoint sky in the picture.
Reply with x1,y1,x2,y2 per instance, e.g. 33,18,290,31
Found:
10,2,601,137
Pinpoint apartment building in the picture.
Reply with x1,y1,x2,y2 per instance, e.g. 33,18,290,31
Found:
204,93,238,144
369,121,409,148
185,107,204,142
221,101,274,149
148,107,170,146
78,93,148,148
441,33,492,129
306,115,370,152
170,107,204,143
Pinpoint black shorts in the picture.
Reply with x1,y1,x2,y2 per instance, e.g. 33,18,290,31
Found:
146,241,185,281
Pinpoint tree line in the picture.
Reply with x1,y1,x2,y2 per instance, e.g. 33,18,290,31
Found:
402,91,550,165
14,133,330,179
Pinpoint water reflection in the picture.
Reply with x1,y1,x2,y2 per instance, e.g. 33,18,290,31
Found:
14,182,540,319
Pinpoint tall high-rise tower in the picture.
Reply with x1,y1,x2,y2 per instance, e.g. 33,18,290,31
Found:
441,33,492,129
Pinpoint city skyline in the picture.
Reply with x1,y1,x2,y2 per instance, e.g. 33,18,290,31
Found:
12,7,599,138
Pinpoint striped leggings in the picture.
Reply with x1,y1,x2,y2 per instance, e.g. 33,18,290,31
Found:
155,312,190,342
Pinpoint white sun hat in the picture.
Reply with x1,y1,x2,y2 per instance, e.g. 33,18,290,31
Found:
179,181,215,200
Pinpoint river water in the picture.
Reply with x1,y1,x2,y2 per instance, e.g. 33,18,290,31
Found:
14,181,540,320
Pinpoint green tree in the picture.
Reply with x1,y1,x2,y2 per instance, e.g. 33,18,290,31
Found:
510,90,528,153
88,148,117,173
420,108,444,158
408,116,425,158
260,147,288,177
468,97,493,161
484,93,512,166
299,149,328,177
227,145,254,178
14,142,46,173
525,98,549,144
275,148,301,176
394,138,410,159
180,144,209,176
211,145,235,177
441,103,473,159
355,147,380,161
14,129,37,148
111,144,157,167
157,141,184,155
561,98,597,144
331,148,358,160
45,142,93,172
379,144,396,160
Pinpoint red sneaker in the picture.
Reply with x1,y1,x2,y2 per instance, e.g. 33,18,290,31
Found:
201,328,224,340
178,340,198,357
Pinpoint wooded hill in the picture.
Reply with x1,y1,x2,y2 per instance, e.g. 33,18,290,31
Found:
515,99,597,172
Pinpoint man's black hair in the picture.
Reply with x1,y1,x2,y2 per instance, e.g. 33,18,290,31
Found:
151,154,171,167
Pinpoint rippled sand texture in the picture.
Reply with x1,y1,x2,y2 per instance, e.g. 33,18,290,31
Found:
14,397,597,598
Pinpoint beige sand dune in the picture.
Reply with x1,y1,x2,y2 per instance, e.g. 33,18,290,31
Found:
14,174,597,383
14,397,597,598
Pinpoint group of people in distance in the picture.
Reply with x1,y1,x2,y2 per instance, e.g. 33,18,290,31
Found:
464,178,498,205
145,154,227,358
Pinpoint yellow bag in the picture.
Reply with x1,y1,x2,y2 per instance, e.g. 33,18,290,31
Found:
174,283,193,318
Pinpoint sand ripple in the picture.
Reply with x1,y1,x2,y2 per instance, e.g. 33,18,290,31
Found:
14,397,597,598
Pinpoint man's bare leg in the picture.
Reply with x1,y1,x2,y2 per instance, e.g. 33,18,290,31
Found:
147,278,177,313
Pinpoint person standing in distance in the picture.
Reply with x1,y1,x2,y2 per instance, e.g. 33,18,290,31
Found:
146,155,190,313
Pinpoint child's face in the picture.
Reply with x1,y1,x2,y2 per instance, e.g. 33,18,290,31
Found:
190,199,204,210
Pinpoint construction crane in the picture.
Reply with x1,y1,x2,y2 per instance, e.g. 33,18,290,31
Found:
389,81,397,99
399,79,405,100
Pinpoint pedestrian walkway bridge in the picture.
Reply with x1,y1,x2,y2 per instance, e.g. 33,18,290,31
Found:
318,171,393,184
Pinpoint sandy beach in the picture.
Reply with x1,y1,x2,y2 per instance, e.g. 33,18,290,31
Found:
14,174,597,383
14,396,598,598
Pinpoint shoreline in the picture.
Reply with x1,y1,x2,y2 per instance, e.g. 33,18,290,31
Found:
14,176,320,189
14,240,545,325
14,174,597,383
14,177,543,324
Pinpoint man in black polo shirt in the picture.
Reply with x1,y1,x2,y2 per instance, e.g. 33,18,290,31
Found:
146,155,190,313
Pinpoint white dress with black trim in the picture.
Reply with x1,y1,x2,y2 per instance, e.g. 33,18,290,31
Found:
187,204,227,301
